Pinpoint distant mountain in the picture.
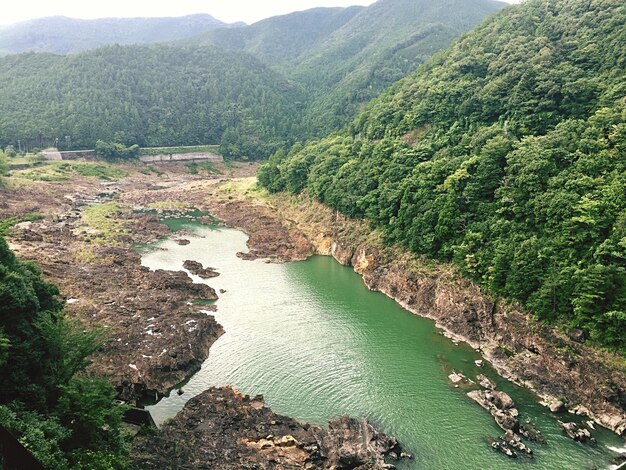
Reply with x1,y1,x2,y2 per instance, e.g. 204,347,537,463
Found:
0,14,237,55
189,0,505,135
188,7,364,66
0,45,303,156
291,0,507,133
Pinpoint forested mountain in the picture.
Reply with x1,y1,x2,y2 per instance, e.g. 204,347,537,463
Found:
0,0,504,152
291,0,506,133
0,45,304,157
188,7,364,67
189,0,505,135
0,14,235,56
259,0,626,350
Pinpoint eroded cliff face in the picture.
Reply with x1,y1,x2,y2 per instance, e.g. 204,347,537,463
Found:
209,185,626,436
346,241,626,435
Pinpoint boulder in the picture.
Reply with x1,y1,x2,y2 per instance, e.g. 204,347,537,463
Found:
182,260,220,279
568,328,586,343
549,400,566,413
321,416,403,469
468,390,520,432
449,371,467,384
558,421,595,443
477,374,496,390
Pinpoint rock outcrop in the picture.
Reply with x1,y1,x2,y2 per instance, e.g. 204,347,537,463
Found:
6,184,223,402
132,387,405,469
467,390,520,433
558,421,595,443
183,259,220,278
468,389,542,458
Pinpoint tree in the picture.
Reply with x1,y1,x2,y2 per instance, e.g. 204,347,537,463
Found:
0,151,8,178
4,145,17,157
95,140,139,161
0,237,130,468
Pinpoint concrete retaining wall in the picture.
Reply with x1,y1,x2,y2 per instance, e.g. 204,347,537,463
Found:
139,152,223,164
40,148,223,164
59,150,97,160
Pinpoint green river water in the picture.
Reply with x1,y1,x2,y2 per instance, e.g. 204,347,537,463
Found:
140,219,625,469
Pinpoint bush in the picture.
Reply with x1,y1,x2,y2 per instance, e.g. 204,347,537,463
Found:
0,237,130,467
4,145,17,157
95,140,139,161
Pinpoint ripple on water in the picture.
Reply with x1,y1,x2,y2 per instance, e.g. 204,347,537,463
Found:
142,223,624,470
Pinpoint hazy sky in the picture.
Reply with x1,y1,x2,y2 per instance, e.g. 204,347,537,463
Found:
1,0,521,26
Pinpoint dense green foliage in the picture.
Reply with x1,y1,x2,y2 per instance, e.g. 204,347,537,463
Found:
95,140,140,161
4,145,17,157
291,0,505,135
0,44,304,157
189,7,364,66
259,0,626,351
192,0,504,136
0,14,230,55
0,151,7,179
0,237,129,467
0,0,503,154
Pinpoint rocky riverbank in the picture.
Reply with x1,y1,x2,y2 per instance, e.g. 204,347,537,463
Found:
197,177,626,438
133,386,406,469
0,165,248,400
1,162,407,468
2,161,624,466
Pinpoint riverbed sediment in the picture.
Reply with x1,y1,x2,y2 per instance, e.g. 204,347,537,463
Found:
1,162,406,468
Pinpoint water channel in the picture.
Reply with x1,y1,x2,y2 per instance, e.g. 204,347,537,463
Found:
140,218,624,469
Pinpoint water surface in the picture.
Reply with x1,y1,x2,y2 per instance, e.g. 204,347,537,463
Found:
141,222,624,469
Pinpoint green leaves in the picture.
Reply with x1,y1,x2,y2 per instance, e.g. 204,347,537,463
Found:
258,0,626,352
0,45,304,154
0,238,130,467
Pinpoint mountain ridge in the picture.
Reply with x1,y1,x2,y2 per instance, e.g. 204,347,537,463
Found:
0,14,238,55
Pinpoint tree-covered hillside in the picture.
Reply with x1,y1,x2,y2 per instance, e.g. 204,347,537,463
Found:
189,0,505,136
0,45,304,157
188,7,364,66
0,0,505,152
292,0,506,134
259,0,626,350
0,14,234,56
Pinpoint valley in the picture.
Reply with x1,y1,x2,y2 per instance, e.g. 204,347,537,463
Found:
0,0,625,467
1,161,624,467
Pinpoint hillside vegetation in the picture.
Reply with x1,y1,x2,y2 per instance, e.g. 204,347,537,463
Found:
0,45,304,157
0,14,233,55
0,237,129,468
189,7,364,66
291,0,506,134
191,0,505,135
259,0,626,350
0,0,503,153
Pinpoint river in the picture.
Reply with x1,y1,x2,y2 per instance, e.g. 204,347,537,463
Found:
140,218,624,469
